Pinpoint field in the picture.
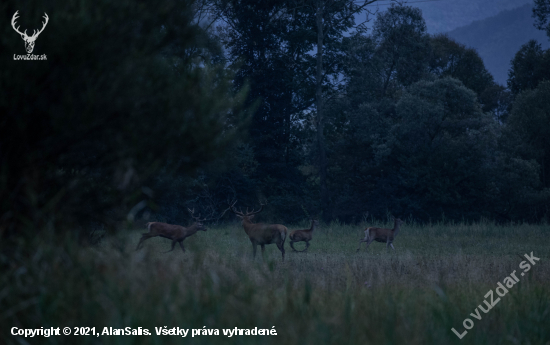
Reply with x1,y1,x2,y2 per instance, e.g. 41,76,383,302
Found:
2,220,549,345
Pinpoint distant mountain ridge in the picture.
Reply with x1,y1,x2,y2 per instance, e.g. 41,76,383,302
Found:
413,0,532,33
446,4,550,85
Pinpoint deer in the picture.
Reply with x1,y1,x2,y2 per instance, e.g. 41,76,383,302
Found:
11,11,49,54
289,219,318,252
136,208,208,253
229,201,288,261
356,218,403,252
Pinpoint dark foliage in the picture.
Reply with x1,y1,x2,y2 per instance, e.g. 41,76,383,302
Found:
152,3,550,224
533,0,550,38
0,0,248,243
3,1,550,240
508,40,550,95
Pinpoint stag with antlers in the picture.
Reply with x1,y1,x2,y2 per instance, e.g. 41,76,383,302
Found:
229,201,288,261
289,219,318,252
357,218,403,252
11,11,49,54
136,208,209,253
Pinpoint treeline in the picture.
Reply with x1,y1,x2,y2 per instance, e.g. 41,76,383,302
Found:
156,1,550,225
1,1,550,245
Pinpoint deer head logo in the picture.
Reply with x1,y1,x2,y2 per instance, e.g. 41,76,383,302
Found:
11,11,49,54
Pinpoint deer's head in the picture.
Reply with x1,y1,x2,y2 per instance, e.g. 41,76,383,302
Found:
188,208,208,231
12,11,49,54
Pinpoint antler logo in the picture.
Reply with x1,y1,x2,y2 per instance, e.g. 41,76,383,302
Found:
11,11,49,54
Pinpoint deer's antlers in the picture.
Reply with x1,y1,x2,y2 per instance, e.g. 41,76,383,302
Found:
11,11,25,36
228,200,264,217
11,11,49,39
188,208,205,222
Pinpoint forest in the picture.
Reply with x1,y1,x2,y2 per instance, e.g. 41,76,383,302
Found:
2,1,550,344
3,0,550,240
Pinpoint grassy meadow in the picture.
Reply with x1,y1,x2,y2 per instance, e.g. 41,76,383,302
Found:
2,220,549,345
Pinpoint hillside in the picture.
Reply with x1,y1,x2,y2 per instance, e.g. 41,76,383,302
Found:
446,4,550,85
407,0,532,33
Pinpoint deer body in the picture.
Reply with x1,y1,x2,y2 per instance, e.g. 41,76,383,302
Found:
289,219,318,252
136,222,206,252
230,203,287,261
136,209,207,253
357,218,402,252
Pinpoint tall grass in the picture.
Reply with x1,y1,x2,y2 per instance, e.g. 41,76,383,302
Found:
2,221,549,344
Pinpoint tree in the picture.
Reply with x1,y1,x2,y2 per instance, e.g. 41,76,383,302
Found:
372,4,431,95
479,83,512,122
341,34,382,104
506,81,550,189
507,40,550,96
328,77,509,221
211,0,382,221
533,0,550,38
429,34,494,99
206,0,315,221
0,0,247,242
389,78,498,220
428,34,508,119
309,0,380,221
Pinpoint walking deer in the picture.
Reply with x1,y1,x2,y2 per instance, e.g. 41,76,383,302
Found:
229,201,288,261
136,209,208,253
357,218,403,252
289,219,318,252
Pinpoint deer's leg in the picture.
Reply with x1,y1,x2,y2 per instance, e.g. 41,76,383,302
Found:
163,240,177,253
290,241,297,252
260,244,266,260
357,229,370,252
390,243,395,250
356,238,367,252
276,241,285,262
179,241,186,252
136,237,144,250
364,237,375,251
294,240,308,252
136,234,152,250
251,241,257,259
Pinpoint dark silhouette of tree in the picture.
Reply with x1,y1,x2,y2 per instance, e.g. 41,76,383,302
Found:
0,0,248,243
508,40,550,96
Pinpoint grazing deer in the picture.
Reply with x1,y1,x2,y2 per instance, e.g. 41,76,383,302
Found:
230,202,287,261
289,219,318,252
136,209,208,253
357,218,403,252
